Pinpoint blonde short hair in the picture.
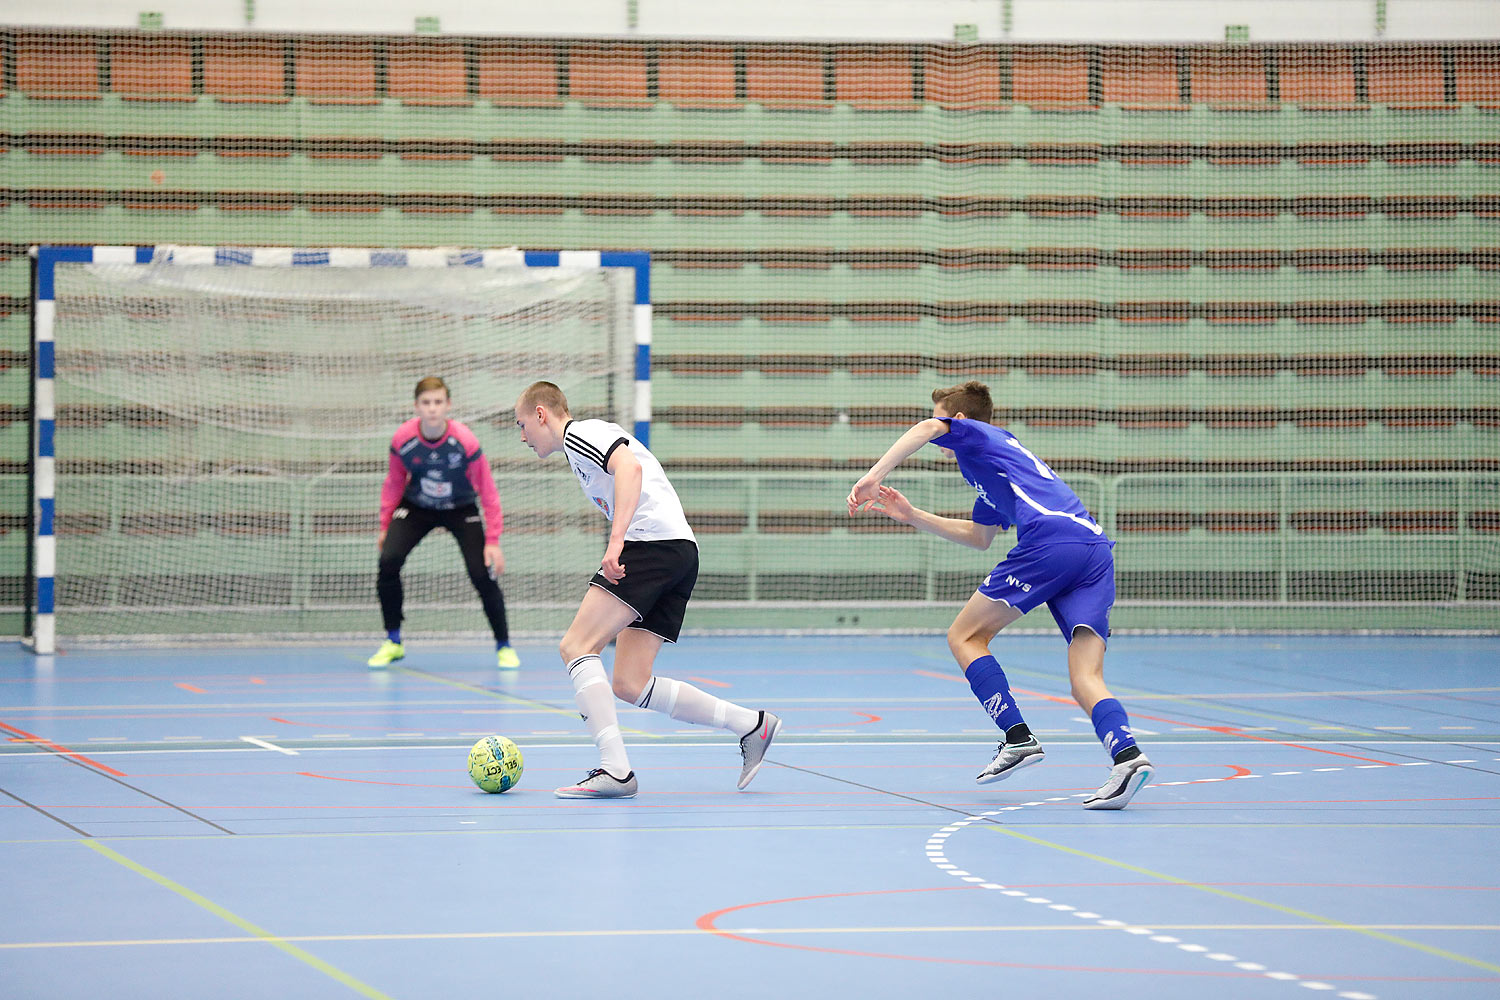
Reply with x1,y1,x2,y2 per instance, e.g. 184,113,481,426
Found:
518,380,570,415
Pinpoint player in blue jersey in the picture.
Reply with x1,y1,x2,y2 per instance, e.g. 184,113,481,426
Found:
848,381,1152,809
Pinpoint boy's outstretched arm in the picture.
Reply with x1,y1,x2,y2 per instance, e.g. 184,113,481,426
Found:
857,485,1000,551
847,417,948,513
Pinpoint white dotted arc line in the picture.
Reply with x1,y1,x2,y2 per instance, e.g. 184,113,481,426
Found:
923,772,1378,1000
1158,758,1453,787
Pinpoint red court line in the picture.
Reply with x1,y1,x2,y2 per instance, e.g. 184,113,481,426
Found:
685,675,730,688
0,719,128,776
698,887,1289,976
1125,711,1398,765
696,887,1500,982
815,711,885,728
298,771,469,790
174,682,207,694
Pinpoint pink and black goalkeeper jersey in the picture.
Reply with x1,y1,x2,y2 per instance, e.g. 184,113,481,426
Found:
379,418,504,544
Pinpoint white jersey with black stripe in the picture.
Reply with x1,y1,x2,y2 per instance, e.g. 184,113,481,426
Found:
562,419,696,543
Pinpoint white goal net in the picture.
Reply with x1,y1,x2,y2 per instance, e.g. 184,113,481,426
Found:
34,247,643,646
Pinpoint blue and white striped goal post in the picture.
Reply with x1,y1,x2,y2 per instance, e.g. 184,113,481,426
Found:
26,245,652,654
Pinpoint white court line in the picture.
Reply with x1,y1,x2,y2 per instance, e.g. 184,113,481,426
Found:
2,739,1498,761
921,768,1395,1000
239,736,297,756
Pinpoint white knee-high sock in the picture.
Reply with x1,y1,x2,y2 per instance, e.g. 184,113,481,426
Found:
634,675,759,735
568,654,631,778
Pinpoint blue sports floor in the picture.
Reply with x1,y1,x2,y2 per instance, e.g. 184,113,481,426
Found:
2,634,1498,1000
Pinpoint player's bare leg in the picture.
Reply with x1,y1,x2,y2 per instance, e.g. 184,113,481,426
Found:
1065,627,1111,714
947,593,1022,667
609,626,663,704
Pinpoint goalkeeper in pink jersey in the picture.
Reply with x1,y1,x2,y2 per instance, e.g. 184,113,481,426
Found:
368,377,519,670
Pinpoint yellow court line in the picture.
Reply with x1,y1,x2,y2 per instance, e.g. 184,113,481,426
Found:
982,825,1500,974
80,840,397,1000
1,822,948,847
390,665,660,737
10,922,1500,950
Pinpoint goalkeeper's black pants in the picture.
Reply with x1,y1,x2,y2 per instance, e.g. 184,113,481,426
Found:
377,502,510,644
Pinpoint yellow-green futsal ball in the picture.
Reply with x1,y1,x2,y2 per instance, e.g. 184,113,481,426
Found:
467,736,524,793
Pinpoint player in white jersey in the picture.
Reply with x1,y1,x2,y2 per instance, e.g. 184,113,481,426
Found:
514,381,782,799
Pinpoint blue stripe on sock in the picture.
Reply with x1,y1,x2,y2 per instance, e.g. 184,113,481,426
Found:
965,655,1027,732
1090,697,1137,760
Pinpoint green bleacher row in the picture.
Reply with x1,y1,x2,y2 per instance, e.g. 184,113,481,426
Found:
12,160,1500,202
5,416,1492,471
6,259,1500,295
1,215,1496,260
6,94,1500,150
23,474,1500,568
27,469,1500,630
10,137,1500,169
21,469,1500,528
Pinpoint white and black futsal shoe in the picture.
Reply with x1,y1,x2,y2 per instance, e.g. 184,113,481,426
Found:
976,736,1046,784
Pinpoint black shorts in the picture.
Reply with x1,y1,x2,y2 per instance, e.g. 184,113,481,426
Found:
589,538,698,643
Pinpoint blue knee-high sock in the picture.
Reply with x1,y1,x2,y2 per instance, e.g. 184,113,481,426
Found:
965,655,1027,736
1090,698,1138,762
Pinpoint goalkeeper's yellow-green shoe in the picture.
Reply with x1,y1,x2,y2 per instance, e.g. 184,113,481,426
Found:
367,640,405,668
496,645,521,669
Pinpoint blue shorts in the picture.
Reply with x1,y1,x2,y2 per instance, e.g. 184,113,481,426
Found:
976,541,1116,643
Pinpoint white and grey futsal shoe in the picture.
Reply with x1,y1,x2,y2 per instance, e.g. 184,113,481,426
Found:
1082,754,1153,810
737,711,783,790
554,768,638,799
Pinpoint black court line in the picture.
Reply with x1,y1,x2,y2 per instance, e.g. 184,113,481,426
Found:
0,784,91,837
392,663,580,719
1103,667,1500,776
0,721,237,834
770,759,1007,822
1135,693,1500,775
48,752,236,835
1182,656,1500,740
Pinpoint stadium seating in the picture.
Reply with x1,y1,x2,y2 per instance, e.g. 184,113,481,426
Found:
657,43,741,109
15,32,100,98
3,32,1495,629
295,38,378,103
745,45,831,110
112,35,194,101
568,42,653,108
1277,45,1361,109
204,37,288,103
833,45,922,111
387,39,470,105
477,41,563,106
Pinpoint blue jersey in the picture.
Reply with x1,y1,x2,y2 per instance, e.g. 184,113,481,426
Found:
931,418,1109,547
